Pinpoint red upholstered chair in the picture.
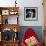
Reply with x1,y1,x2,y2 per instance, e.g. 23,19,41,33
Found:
21,28,41,46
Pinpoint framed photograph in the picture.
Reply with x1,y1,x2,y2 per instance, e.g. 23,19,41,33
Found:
24,7,38,21
2,10,9,15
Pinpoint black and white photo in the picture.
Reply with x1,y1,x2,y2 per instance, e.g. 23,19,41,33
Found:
24,7,38,21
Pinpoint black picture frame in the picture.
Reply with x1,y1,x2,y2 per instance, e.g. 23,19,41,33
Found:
24,7,38,21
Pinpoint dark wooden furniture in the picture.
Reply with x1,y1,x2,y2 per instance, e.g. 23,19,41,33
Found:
0,7,19,46
0,41,2,46
2,40,19,46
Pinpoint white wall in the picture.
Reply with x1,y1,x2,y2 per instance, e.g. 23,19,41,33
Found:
0,0,15,7
0,0,44,26
17,0,44,26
